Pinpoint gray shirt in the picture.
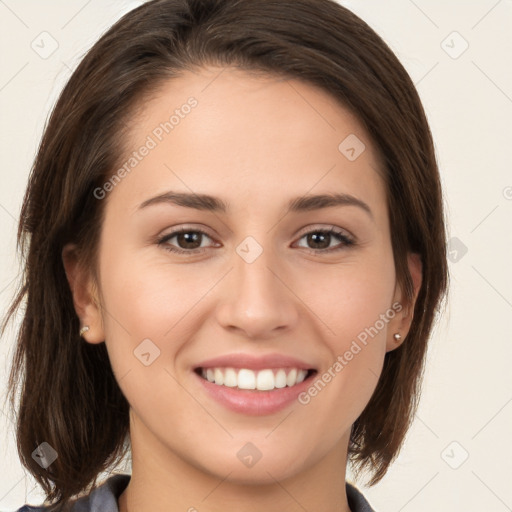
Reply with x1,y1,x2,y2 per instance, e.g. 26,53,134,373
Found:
16,473,376,512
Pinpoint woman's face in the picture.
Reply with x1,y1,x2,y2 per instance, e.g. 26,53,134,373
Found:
65,66,420,484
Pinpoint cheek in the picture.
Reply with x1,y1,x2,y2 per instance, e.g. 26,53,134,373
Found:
301,250,396,346
96,237,200,387
99,240,199,334
295,254,395,420
98,251,198,423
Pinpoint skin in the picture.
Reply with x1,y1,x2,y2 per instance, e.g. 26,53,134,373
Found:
62,66,422,512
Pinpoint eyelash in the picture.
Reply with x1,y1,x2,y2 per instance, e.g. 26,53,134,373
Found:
157,226,356,256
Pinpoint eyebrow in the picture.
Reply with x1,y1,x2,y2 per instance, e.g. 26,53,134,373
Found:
138,191,374,219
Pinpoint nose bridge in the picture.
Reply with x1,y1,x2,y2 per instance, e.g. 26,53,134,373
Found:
215,236,299,338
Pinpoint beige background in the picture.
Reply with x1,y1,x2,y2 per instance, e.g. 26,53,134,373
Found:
1,1,511,510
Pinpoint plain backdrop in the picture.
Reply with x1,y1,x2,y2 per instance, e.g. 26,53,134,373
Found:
1,1,511,511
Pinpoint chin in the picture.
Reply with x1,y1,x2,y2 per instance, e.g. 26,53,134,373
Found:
194,446,309,486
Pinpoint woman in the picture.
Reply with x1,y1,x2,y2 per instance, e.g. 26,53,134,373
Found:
2,1,448,511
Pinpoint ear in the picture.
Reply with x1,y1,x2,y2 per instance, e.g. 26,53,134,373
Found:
386,252,422,352
62,243,105,344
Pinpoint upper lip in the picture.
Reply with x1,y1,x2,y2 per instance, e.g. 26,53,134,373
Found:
194,353,316,371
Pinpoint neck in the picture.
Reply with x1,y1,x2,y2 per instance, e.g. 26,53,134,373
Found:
118,413,353,512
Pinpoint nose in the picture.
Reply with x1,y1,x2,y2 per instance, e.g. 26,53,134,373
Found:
215,244,300,340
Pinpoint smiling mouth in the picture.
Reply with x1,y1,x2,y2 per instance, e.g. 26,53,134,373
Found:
194,367,317,391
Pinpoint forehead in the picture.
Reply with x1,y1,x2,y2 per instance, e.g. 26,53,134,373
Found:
107,66,386,217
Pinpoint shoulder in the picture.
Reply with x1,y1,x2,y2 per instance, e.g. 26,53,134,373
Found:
346,482,377,512
12,474,131,512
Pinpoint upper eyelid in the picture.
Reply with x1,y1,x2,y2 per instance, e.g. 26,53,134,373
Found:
295,225,353,239
160,224,353,237
159,226,216,241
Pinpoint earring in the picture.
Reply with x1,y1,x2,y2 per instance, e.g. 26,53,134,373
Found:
393,333,402,343
79,325,90,337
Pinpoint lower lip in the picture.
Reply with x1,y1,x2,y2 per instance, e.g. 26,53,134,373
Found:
193,370,316,416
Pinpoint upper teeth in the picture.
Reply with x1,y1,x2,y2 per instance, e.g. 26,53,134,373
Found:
200,367,309,390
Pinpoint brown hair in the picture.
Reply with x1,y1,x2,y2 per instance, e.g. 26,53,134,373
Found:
1,0,448,508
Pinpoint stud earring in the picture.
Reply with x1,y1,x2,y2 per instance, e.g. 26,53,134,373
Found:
79,325,90,337
393,333,402,343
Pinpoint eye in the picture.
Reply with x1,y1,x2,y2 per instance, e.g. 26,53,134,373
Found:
157,226,356,256
294,227,355,253
157,228,217,255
